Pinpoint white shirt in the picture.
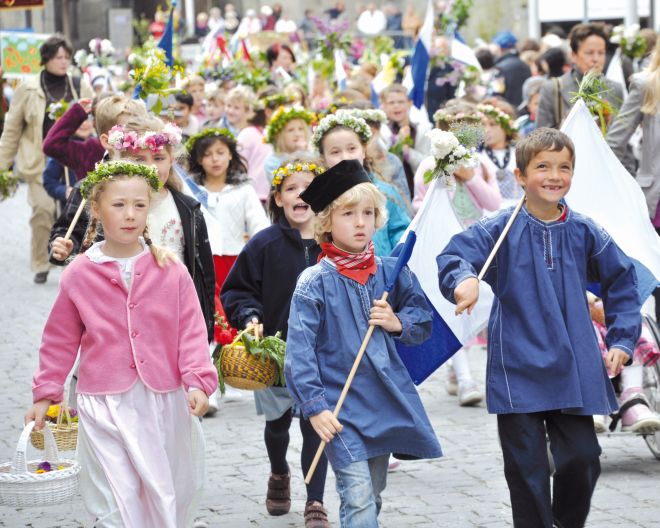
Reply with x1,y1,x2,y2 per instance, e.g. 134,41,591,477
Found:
148,189,185,262
357,9,387,35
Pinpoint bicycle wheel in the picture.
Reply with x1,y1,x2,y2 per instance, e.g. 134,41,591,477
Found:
642,315,660,459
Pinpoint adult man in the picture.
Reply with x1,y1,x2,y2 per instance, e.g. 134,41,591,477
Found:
492,31,531,108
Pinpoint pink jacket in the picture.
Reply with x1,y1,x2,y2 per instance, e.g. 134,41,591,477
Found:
412,155,501,213
237,125,273,202
32,251,218,403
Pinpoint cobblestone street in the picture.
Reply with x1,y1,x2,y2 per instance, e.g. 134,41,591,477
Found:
1,184,660,527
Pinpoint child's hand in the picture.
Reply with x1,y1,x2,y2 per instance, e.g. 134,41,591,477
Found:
454,166,475,182
369,299,403,334
51,237,74,262
188,390,209,417
310,410,343,443
25,399,51,431
454,277,480,315
605,347,629,378
245,317,263,338
79,98,93,114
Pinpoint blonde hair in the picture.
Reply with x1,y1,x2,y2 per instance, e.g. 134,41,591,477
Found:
226,85,256,118
313,182,388,244
274,118,312,154
94,95,148,136
116,115,183,192
183,74,205,90
206,87,225,103
642,38,660,115
81,175,177,267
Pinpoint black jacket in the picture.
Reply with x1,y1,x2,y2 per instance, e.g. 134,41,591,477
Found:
221,217,321,339
49,184,216,343
494,52,532,108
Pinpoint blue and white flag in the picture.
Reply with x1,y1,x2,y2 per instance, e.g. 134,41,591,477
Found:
562,99,660,301
393,179,494,384
408,0,433,109
334,49,348,91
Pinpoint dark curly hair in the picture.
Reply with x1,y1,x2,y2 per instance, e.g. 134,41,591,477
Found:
188,135,249,186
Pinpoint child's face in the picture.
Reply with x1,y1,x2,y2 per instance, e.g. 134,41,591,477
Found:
123,147,173,186
322,129,366,169
515,147,573,209
200,139,232,181
281,119,308,153
483,118,507,148
275,171,314,229
188,84,205,107
273,49,295,72
330,196,376,253
92,178,149,249
381,92,411,124
206,99,225,121
225,100,248,127
528,93,540,120
174,102,191,127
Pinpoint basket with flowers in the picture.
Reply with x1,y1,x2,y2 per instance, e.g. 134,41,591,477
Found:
30,404,78,452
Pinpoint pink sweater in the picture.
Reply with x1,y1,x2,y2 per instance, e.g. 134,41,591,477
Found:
237,125,273,202
32,251,218,403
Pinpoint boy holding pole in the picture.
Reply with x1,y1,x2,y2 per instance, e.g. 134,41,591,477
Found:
437,128,642,528
285,159,442,528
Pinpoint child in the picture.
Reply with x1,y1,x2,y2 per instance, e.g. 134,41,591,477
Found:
203,87,226,129
263,105,315,185
185,128,269,313
26,160,218,527
286,158,442,527
380,83,432,195
515,77,545,138
221,85,256,137
183,74,207,122
49,116,216,344
477,98,522,206
221,155,331,527
174,92,201,139
236,93,275,203
311,112,410,256
437,128,641,528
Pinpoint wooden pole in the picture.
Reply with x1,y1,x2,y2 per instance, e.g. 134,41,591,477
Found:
63,198,86,241
304,291,389,485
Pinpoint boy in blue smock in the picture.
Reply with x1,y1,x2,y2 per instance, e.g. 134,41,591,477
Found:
437,128,641,528
285,159,442,528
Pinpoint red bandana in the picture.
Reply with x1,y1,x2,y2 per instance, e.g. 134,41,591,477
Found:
319,241,377,285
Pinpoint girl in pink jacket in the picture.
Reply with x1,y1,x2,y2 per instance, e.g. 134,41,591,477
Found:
26,160,218,528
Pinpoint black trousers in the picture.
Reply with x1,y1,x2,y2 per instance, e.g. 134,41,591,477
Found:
497,411,601,528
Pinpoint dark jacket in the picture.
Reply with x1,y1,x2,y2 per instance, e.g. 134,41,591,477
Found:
48,184,216,342
494,51,531,108
221,217,321,339
42,156,80,208
42,102,105,179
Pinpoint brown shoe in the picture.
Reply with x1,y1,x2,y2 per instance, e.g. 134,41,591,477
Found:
304,500,330,528
34,271,48,284
266,472,291,516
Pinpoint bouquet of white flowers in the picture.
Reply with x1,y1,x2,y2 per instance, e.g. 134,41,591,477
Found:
610,24,647,59
424,123,483,187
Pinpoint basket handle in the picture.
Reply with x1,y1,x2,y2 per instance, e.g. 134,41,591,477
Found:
229,323,261,347
56,402,72,427
13,421,60,475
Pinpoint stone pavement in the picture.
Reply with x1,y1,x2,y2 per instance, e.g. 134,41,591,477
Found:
1,184,659,527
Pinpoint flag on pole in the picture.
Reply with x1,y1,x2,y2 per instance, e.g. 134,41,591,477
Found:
334,49,348,91
562,99,660,300
408,0,433,109
392,180,494,384
157,0,176,68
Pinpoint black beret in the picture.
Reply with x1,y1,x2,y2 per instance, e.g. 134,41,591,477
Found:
299,159,371,213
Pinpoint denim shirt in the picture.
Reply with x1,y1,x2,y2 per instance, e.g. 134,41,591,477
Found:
437,206,642,416
285,256,442,470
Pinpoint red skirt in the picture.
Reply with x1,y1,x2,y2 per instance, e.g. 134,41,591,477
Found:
213,255,238,319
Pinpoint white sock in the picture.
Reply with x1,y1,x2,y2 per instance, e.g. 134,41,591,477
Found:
452,348,473,384
620,364,644,392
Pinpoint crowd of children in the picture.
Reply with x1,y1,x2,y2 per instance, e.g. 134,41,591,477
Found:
0,19,659,528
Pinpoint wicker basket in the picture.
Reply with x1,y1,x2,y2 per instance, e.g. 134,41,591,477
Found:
0,421,80,507
219,328,278,390
30,404,78,452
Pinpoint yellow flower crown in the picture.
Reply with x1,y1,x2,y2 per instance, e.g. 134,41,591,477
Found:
272,162,325,187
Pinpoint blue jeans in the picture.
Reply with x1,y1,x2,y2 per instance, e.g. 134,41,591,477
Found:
334,454,389,528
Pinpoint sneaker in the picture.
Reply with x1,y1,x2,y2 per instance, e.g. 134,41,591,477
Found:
34,271,48,284
593,415,607,433
204,389,219,417
620,389,660,433
446,365,458,396
387,455,401,472
458,381,483,407
266,472,291,516
222,385,244,402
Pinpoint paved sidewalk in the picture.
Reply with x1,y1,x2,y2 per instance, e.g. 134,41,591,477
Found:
1,184,659,527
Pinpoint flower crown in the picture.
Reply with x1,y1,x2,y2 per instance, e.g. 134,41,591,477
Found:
260,93,298,109
264,106,315,145
335,108,387,125
184,128,236,154
311,113,372,151
272,162,325,187
476,104,517,137
80,161,163,199
433,108,482,126
107,123,182,153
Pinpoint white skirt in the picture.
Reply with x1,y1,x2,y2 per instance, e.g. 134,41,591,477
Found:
76,381,205,528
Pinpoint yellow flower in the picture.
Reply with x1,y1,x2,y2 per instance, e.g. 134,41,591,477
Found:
309,164,317,171
46,405,60,419
295,164,302,171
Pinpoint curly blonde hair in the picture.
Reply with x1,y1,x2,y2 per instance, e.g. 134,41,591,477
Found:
313,182,388,244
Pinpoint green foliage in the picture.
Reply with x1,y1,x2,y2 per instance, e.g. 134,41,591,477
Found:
0,170,19,201
570,71,619,135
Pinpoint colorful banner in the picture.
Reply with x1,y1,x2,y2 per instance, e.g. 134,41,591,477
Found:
0,0,45,9
0,31,48,77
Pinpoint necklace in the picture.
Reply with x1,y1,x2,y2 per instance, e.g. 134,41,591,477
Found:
40,71,71,105
485,147,511,181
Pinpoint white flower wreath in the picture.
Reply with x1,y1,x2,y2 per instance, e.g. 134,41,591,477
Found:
335,108,387,124
311,113,373,151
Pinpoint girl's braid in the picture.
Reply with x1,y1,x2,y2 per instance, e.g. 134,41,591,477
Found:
81,217,98,252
